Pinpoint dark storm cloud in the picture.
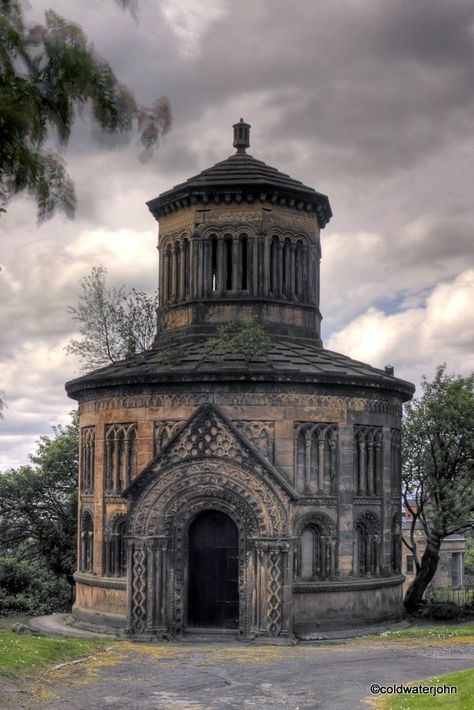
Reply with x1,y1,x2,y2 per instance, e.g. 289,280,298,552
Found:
2,0,474,470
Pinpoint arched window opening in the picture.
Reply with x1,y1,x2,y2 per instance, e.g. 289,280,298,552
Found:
81,511,94,573
354,513,381,577
295,240,304,301
391,514,401,574
166,245,172,303
354,426,383,496
182,238,190,300
104,517,127,577
225,236,233,290
294,423,338,494
175,243,181,301
105,423,138,493
210,236,218,292
300,528,315,580
298,518,336,581
240,235,248,290
282,239,289,297
80,427,95,493
270,237,278,295
390,429,401,496
296,428,306,489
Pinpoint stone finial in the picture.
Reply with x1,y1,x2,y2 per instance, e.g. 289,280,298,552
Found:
233,118,250,153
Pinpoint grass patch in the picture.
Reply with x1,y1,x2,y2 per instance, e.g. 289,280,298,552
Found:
378,667,474,709
374,623,474,642
0,630,111,677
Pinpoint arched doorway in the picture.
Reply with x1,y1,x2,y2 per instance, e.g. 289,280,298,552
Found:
187,510,239,629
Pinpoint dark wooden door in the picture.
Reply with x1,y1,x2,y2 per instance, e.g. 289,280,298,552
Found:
188,510,239,628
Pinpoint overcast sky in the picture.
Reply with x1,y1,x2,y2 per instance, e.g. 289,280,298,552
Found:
1,0,474,470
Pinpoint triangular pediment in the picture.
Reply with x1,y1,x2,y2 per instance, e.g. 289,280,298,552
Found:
124,403,296,500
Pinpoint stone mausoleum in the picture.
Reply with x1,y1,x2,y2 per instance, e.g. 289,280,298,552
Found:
66,120,415,638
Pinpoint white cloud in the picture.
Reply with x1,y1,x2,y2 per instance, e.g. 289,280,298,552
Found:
161,0,227,57
327,270,474,388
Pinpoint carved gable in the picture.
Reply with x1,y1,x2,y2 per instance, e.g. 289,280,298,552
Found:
124,403,296,500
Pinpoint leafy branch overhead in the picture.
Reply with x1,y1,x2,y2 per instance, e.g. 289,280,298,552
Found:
66,266,159,371
206,316,271,364
0,0,171,220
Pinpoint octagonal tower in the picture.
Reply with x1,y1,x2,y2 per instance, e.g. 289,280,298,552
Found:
66,121,414,638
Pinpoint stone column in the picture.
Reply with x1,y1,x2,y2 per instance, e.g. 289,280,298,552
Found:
127,539,147,635
302,245,309,303
217,236,225,295
232,235,240,291
358,440,366,495
318,436,325,492
277,240,283,298
290,242,296,299
179,243,186,301
367,440,374,495
113,433,120,493
162,249,169,304
263,236,271,296
191,239,198,298
382,426,392,575
304,429,312,492
337,424,355,577
171,245,178,302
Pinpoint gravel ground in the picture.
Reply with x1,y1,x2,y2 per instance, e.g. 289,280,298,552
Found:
4,635,473,710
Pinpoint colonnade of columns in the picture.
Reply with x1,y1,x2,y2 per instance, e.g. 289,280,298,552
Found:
160,233,318,306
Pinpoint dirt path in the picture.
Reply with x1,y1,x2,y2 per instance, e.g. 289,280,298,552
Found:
5,638,473,710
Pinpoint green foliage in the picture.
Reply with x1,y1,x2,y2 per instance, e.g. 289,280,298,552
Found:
0,413,79,615
402,365,474,607
378,668,474,709
376,623,474,641
0,0,170,220
66,266,159,371
0,630,110,675
0,557,72,615
206,315,271,364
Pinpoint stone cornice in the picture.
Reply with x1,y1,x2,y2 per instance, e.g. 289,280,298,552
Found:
293,574,404,594
74,572,126,590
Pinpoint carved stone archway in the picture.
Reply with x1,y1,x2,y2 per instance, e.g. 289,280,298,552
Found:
125,460,291,638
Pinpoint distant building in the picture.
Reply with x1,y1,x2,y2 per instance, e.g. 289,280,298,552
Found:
66,120,415,638
401,500,465,594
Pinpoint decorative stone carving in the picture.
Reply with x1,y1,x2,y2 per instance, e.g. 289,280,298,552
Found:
129,462,288,538
80,426,95,493
104,513,127,577
390,429,401,496
294,422,338,494
153,421,184,456
129,544,147,634
80,393,402,416
105,423,137,493
234,421,275,461
354,426,383,496
354,512,381,577
294,512,337,581
267,548,282,636
126,404,295,507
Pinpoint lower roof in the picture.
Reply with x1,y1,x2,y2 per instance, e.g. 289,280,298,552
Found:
65,336,415,400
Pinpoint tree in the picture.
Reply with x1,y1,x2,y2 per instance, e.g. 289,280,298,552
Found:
402,365,474,612
0,0,170,220
0,412,79,613
66,265,160,371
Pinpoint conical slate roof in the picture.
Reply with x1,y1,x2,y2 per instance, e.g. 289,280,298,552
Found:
147,121,332,227
65,335,414,400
